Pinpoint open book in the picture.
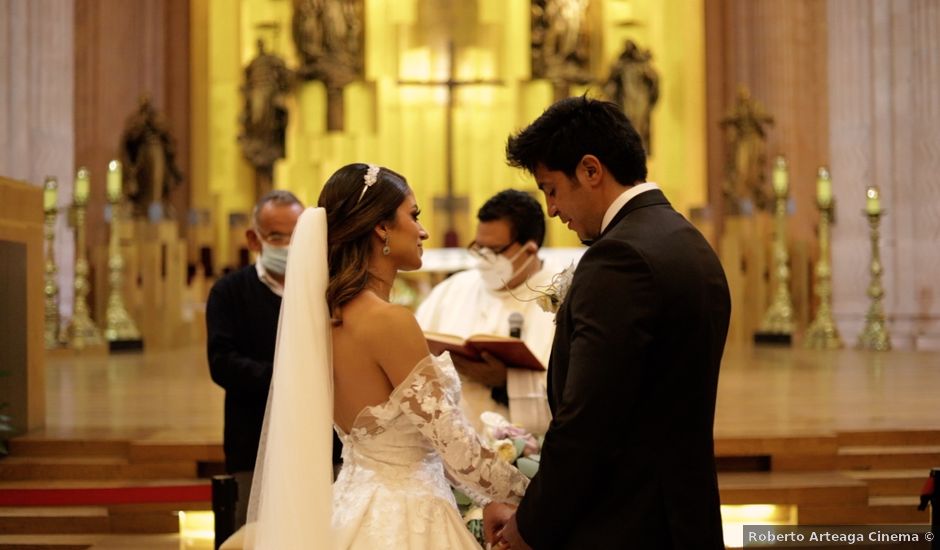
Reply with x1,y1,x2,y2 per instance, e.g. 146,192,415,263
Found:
425,332,546,371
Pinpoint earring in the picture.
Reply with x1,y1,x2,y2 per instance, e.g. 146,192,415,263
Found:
382,233,391,256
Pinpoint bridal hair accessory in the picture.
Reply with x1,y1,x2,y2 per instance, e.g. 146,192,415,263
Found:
357,164,381,203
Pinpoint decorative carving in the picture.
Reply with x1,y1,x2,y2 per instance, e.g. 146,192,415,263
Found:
238,39,293,196
531,0,591,88
120,97,184,219
292,0,363,85
720,87,775,213
603,40,659,156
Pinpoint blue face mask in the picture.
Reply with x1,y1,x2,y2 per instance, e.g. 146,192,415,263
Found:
260,241,289,275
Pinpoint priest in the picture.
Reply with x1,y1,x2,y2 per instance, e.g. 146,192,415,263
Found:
416,189,562,435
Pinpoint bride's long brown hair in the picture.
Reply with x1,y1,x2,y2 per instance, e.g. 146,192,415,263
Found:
317,163,410,324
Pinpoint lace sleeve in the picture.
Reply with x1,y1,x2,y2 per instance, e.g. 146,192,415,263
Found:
392,354,529,506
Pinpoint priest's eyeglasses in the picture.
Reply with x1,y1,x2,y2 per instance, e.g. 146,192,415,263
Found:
467,240,513,261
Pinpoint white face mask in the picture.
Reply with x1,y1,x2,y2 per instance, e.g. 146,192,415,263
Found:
477,246,534,291
260,241,289,275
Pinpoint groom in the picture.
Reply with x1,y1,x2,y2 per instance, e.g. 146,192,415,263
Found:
487,97,731,549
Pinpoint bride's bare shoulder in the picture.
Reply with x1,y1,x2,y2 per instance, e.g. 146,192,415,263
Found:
340,293,430,383
341,293,422,341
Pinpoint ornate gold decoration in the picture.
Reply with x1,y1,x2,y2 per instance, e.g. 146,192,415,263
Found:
239,39,293,197
43,176,62,349
104,160,141,344
120,96,184,219
857,186,892,351
64,168,104,350
291,0,362,83
805,167,843,349
531,0,592,98
721,87,775,213
758,157,795,336
603,40,660,156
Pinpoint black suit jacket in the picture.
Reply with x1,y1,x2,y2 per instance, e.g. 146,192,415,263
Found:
515,190,730,549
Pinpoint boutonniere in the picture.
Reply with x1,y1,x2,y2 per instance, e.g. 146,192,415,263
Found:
521,262,575,315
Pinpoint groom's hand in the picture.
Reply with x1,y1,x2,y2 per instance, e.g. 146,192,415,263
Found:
452,353,508,387
498,513,534,550
483,502,515,544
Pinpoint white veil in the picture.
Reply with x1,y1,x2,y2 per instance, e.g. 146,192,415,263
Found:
245,207,334,549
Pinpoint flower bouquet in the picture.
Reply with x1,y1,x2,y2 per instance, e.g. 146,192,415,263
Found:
458,412,543,545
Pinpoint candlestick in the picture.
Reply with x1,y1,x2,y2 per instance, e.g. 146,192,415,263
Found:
816,167,832,208
43,177,57,211
74,167,91,205
771,156,788,196
865,186,881,215
756,156,795,342
105,173,142,349
805,167,843,349
43,176,62,349
107,160,122,202
857,207,892,351
64,169,104,350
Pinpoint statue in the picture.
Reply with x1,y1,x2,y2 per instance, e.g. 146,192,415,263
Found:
238,39,293,198
721,87,775,213
120,96,184,219
531,0,592,96
292,0,364,130
603,40,660,156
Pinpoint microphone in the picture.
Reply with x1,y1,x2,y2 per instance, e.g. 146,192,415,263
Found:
508,312,524,339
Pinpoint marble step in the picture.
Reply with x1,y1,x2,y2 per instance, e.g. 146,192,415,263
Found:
837,430,940,447
126,443,223,463
9,437,225,465
718,471,868,506
843,469,933,497
773,445,940,471
838,445,940,470
0,507,109,535
0,533,99,549
7,440,129,459
0,458,197,482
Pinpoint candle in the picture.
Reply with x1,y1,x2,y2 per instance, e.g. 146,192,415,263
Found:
75,167,90,205
107,160,122,201
816,167,832,208
772,156,788,196
43,177,58,212
865,186,880,215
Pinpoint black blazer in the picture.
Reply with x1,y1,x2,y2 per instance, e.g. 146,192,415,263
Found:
515,190,730,549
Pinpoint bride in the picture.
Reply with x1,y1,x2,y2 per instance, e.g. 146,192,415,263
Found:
235,163,529,549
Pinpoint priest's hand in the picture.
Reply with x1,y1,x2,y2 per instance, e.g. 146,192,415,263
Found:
497,513,533,550
483,502,515,545
452,352,508,387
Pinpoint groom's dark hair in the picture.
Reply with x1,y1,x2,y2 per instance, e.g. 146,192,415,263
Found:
505,95,647,187
477,189,546,248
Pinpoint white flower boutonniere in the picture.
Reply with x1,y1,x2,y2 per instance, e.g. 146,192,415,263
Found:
531,263,576,315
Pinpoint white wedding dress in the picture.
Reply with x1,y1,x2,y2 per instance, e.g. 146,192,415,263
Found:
241,207,528,550
333,352,528,549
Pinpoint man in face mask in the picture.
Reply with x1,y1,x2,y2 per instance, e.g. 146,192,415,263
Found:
208,190,342,530
416,189,561,435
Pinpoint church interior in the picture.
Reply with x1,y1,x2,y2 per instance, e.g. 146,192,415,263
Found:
1,0,939,548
